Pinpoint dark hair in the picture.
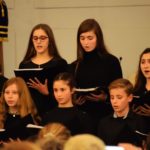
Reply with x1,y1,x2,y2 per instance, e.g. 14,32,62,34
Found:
22,23,62,63
53,72,76,90
77,18,109,61
134,48,150,92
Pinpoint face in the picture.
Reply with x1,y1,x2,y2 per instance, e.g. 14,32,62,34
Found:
32,29,49,55
140,53,150,79
80,30,97,52
4,83,19,108
110,88,132,117
53,80,74,107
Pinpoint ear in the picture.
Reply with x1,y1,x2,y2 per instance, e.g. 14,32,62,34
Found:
128,94,133,103
71,87,75,94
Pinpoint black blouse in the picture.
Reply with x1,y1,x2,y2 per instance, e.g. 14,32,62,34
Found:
42,106,94,135
0,114,38,141
69,50,122,125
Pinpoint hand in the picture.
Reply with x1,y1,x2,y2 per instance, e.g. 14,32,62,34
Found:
27,77,49,95
87,91,107,102
75,92,107,105
75,95,86,105
118,143,142,150
132,104,150,116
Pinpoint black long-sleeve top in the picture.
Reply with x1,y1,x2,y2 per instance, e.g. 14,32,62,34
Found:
42,106,94,135
69,50,122,124
97,110,147,146
0,114,38,141
131,86,150,132
19,58,68,117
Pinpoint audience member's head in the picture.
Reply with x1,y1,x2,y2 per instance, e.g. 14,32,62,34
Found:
38,122,71,143
37,123,71,150
64,134,105,150
36,136,63,150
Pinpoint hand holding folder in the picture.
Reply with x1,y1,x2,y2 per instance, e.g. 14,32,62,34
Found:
74,87,108,105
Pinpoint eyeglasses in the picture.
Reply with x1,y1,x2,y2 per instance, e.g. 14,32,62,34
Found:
32,36,48,42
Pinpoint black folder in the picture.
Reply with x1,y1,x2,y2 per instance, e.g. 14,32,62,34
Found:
14,65,67,84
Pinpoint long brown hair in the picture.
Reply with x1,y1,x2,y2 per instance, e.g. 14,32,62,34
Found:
76,18,109,62
73,18,110,75
134,48,150,92
22,23,62,63
0,77,40,128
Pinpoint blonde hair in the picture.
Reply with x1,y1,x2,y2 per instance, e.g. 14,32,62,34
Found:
64,134,105,150
0,77,40,128
108,78,134,96
37,136,63,150
38,123,71,143
2,141,41,150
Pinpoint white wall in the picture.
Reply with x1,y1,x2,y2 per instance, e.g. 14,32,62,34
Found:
3,0,150,82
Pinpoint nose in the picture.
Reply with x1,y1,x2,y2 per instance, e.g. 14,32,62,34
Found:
84,39,89,45
36,38,42,43
56,91,62,97
111,99,117,104
7,93,13,98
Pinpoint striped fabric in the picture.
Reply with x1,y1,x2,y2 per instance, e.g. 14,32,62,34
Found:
0,0,8,42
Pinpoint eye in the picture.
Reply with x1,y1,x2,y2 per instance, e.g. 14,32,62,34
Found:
80,36,85,40
32,36,38,41
87,36,94,40
12,91,18,94
40,36,48,40
117,95,122,99
4,91,9,94
60,88,65,92
53,89,58,92
32,36,48,41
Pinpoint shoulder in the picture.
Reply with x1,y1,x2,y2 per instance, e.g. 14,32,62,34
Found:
103,54,120,63
52,57,68,65
19,61,32,68
129,110,143,119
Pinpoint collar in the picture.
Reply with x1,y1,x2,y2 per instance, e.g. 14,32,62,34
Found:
113,111,129,119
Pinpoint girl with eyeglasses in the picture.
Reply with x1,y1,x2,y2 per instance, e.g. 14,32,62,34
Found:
18,24,68,117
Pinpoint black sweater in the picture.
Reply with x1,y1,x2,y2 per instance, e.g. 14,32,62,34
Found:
97,111,146,146
69,50,122,123
0,114,38,141
42,106,94,135
131,86,150,132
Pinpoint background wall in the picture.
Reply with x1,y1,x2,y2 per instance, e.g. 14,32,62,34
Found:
3,0,150,82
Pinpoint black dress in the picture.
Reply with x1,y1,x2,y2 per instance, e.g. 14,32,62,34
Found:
19,58,68,117
131,86,150,133
0,113,38,141
97,111,147,147
69,49,122,128
42,106,94,135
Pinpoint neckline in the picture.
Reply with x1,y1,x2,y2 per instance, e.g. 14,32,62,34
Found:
31,57,53,68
